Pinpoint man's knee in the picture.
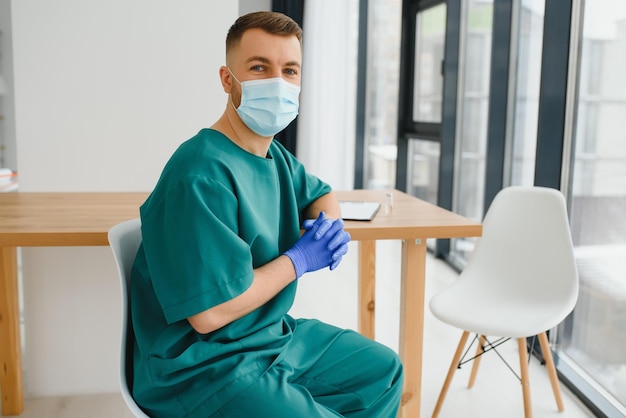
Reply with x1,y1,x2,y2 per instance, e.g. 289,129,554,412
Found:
381,345,404,389
356,337,404,388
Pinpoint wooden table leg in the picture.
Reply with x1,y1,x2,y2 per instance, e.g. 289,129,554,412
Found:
358,240,376,340
0,246,24,415
399,238,426,418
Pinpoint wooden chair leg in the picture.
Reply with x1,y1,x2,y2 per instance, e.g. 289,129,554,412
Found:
538,332,564,411
468,335,486,388
517,338,533,418
432,331,470,418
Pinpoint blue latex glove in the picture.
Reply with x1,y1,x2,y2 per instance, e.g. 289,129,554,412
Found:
302,213,351,270
302,215,333,238
285,212,351,278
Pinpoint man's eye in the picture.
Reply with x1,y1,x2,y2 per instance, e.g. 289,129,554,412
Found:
251,65,265,72
285,68,298,76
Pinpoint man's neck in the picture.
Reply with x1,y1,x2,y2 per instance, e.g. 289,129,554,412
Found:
211,109,272,158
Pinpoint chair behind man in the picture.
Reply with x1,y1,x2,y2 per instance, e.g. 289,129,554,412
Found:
108,218,151,418
429,186,579,418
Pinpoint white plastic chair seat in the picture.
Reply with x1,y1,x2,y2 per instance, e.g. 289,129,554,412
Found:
430,278,577,338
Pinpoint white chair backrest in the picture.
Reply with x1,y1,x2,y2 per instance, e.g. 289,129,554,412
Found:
108,218,150,417
109,218,142,292
462,186,578,312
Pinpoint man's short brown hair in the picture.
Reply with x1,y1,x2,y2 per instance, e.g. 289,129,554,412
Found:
226,11,302,54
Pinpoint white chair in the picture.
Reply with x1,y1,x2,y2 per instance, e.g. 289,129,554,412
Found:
108,218,151,418
429,186,579,418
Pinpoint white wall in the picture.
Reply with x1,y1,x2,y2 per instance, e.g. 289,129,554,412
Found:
239,0,271,15
11,0,237,396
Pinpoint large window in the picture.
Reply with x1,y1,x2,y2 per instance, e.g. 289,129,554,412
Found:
363,0,402,190
364,0,626,414
449,0,493,263
558,0,626,413
405,3,446,208
510,1,544,186
411,4,446,124
362,0,445,208
450,0,545,264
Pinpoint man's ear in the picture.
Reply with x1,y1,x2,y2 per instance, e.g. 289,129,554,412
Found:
219,66,233,93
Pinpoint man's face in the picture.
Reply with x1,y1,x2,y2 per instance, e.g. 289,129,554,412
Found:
226,28,302,107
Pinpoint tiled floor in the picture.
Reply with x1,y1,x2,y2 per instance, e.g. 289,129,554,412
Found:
11,241,595,417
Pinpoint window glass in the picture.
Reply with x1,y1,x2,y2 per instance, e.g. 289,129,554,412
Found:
510,0,544,186
363,0,402,190
560,0,626,411
407,138,440,204
450,0,493,263
412,3,446,123
406,2,446,218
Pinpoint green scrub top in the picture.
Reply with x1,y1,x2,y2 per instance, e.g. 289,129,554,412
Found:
130,129,331,417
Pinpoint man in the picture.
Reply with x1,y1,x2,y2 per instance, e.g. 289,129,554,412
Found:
130,11,403,417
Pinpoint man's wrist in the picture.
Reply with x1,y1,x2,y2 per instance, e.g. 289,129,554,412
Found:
284,249,305,279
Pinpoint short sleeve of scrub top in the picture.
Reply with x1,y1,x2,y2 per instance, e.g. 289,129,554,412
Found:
140,176,255,324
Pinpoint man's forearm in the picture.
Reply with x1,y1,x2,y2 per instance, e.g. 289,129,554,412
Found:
187,255,296,334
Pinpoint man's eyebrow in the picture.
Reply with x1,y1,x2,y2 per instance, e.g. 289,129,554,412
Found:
245,56,271,64
285,61,301,69
245,56,301,69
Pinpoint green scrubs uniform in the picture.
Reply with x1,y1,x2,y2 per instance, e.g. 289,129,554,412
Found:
131,129,403,417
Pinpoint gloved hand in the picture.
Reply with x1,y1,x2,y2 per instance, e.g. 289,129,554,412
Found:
285,212,351,278
302,213,350,270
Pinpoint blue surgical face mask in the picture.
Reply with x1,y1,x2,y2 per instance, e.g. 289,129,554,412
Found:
229,68,300,137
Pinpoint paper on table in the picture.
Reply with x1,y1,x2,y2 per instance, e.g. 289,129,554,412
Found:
340,201,381,221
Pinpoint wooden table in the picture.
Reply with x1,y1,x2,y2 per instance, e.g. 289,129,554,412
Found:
0,190,481,417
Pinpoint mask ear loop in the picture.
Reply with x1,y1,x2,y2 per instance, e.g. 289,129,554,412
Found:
226,67,242,111
226,67,242,86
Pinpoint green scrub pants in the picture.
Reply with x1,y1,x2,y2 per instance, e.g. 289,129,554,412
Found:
211,319,404,418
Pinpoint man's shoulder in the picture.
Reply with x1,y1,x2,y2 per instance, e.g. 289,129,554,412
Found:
179,128,225,150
